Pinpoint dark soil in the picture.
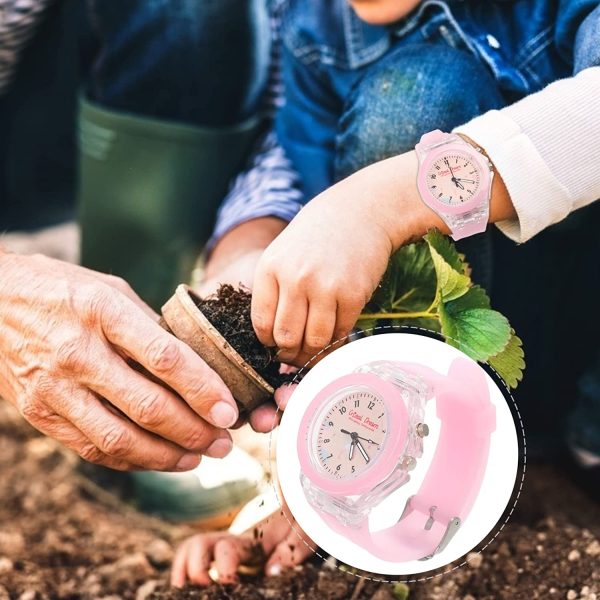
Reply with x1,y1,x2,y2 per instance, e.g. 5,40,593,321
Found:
194,285,293,388
0,401,598,600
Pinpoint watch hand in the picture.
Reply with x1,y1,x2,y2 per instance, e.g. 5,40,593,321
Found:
349,440,355,461
455,178,475,183
340,429,380,446
445,158,457,178
356,440,370,463
444,158,464,189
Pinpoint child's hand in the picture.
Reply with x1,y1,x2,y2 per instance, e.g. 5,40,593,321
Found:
251,152,429,366
170,506,314,587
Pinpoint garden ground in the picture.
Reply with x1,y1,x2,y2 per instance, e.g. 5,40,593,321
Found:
0,401,598,600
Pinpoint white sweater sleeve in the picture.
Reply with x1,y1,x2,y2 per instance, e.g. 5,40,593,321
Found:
455,66,600,243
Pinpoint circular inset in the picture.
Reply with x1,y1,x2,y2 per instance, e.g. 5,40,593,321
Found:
276,333,520,576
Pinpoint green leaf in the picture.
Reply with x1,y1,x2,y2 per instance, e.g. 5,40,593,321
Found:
424,230,471,302
488,330,525,389
439,288,511,361
357,232,525,388
425,229,467,274
389,316,441,333
429,244,471,302
448,284,491,310
367,241,436,314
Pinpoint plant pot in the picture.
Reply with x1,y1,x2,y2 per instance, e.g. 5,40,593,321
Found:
160,284,274,413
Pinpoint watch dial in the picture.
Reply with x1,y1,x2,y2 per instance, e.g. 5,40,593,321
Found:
312,388,388,480
426,153,480,206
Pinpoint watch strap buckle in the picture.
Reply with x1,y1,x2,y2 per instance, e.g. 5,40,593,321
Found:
398,495,462,560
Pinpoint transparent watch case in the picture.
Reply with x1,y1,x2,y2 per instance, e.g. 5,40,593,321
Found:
301,361,429,527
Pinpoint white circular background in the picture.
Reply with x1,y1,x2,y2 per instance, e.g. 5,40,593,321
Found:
275,333,520,576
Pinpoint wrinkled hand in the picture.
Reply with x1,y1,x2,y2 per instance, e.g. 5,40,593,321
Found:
0,252,240,471
171,506,314,587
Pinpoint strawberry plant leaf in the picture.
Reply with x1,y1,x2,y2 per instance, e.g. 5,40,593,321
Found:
439,288,511,361
425,229,467,274
488,330,525,388
448,284,491,310
357,231,525,388
428,244,471,302
367,241,436,314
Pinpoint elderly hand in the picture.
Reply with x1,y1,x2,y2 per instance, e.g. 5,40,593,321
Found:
0,251,240,471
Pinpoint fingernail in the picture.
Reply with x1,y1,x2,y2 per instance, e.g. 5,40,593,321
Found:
209,401,238,428
175,453,200,471
205,437,233,458
268,564,281,576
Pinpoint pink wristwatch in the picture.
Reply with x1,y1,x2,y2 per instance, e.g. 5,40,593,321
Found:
297,358,496,562
415,130,494,241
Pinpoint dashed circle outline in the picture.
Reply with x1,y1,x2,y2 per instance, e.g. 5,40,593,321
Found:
267,325,527,584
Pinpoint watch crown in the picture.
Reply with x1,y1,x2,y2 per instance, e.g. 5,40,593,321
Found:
416,423,429,437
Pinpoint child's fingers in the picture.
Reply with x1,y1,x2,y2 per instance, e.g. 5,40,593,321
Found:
274,383,297,411
251,271,279,347
301,298,337,359
213,538,252,584
170,538,192,588
185,534,216,586
333,296,367,343
264,527,315,576
271,289,308,363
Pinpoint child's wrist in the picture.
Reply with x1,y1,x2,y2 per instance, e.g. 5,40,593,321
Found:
370,151,449,250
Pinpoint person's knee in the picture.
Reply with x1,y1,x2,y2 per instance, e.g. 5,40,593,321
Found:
88,0,270,125
335,43,504,179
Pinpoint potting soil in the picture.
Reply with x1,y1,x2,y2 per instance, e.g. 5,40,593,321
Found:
194,285,292,388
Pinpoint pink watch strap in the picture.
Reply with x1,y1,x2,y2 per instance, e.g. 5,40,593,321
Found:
414,129,450,156
323,358,496,562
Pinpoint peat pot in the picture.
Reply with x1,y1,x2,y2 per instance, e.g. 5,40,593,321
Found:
161,284,274,413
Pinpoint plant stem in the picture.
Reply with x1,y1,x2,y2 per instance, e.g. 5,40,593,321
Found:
391,288,417,309
357,310,438,321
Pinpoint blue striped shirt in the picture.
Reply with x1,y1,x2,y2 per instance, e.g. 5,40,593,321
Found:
208,1,304,250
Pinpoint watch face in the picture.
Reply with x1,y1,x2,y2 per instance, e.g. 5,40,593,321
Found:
426,152,481,206
310,386,389,480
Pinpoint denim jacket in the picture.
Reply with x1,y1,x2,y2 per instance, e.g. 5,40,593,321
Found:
276,0,600,199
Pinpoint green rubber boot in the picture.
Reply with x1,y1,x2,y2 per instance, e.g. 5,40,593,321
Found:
78,97,262,310
130,447,265,527
77,99,264,523
78,446,265,527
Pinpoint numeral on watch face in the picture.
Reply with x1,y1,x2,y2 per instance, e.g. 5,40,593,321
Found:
426,153,480,206
314,390,388,479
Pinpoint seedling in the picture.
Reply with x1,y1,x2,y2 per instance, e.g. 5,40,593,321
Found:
356,230,525,388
